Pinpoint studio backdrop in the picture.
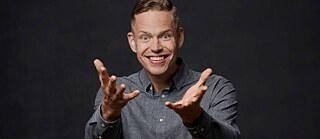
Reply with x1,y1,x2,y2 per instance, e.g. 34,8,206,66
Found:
1,0,319,138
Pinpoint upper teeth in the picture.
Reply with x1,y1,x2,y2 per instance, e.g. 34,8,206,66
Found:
150,56,164,61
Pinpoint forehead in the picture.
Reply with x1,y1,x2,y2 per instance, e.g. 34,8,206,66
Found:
132,11,174,33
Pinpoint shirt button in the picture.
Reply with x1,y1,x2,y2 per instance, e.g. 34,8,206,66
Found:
201,128,204,132
161,94,165,98
109,125,113,128
159,119,164,122
101,124,106,127
98,136,102,139
193,131,198,134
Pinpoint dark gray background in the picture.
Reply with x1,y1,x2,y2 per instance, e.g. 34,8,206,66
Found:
1,0,319,138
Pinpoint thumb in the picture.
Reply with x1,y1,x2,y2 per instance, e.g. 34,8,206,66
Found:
124,90,140,100
165,101,175,109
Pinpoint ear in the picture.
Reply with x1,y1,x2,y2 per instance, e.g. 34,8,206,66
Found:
177,27,184,48
127,32,137,53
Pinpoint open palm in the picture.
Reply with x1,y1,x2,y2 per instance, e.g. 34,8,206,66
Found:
165,68,213,125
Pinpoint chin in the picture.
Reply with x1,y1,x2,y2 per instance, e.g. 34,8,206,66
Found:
145,66,168,76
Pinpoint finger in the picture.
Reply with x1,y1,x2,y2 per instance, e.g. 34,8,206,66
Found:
202,85,208,92
123,90,140,100
193,86,208,102
165,102,175,109
197,85,208,97
107,75,117,94
196,68,212,86
165,101,181,110
115,84,126,97
94,59,104,72
94,59,110,77
100,67,111,88
94,59,110,88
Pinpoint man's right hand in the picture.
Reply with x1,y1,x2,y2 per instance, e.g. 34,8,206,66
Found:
94,59,140,121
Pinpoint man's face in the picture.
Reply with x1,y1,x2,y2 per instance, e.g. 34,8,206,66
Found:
128,11,184,77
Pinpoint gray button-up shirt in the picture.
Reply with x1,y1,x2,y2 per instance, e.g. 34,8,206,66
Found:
85,60,240,139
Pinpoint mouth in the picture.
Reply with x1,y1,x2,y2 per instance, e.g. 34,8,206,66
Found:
146,55,169,64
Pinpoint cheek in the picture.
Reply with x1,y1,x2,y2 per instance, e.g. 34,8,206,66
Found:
135,44,149,55
164,41,178,51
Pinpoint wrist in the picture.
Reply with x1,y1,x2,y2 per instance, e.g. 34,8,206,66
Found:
183,109,203,128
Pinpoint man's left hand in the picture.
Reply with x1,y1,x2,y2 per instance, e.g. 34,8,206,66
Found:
165,68,212,127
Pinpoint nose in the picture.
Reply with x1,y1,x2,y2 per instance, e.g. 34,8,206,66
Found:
150,38,163,53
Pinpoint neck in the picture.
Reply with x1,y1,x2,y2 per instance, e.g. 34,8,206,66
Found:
146,64,179,93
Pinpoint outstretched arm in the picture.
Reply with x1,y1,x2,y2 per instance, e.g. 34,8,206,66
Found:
85,59,140,139
166,68,240,138
165,68,212,126
94,59,139,121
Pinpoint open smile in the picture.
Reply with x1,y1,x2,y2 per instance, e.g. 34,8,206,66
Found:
146,55,170,64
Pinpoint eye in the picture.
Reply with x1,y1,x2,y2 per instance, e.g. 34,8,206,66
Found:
161,33,171,41
139,34,150,43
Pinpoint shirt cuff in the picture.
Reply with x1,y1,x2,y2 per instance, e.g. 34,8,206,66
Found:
185,110,211,137
94,104,121,136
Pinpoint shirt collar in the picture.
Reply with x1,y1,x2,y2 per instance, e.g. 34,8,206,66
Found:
139,69,151,92
138,57,193,92
171,59,191,91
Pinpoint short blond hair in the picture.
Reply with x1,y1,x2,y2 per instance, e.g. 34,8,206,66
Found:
130,0,180,31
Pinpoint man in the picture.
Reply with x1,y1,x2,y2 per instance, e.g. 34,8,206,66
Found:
85,0,240,138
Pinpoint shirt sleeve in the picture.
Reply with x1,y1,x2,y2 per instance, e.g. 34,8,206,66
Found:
185,76,241,139
84,89,122,139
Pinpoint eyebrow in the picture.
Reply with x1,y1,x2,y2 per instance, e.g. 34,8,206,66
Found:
159,30,173,37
